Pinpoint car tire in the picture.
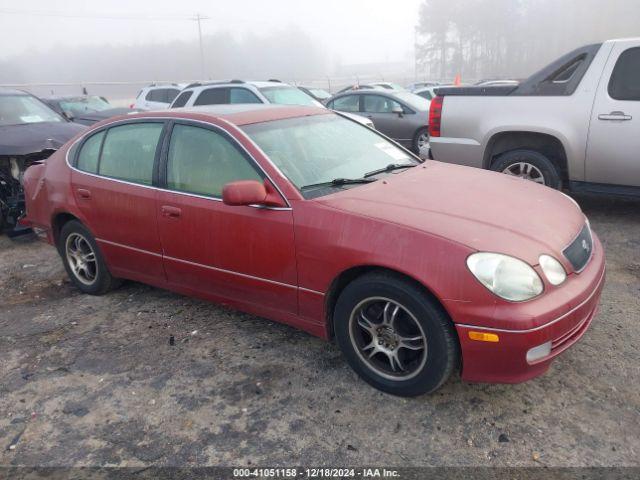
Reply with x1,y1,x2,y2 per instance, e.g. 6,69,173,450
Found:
412,128,429,155
491,149,562,189
58,220,121,295
333,271,459,397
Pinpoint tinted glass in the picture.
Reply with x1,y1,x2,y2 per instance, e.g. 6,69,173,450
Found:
331,95,360,112
145,89,159,102
167,124,262,197
417,90,433,100
166,89,180,103
243,114,415,191
77,131,105,174
194,88,228,106
363,95,402,113
99,123,163,185
229,88,261,104
171,91,193,108
609,47,640,101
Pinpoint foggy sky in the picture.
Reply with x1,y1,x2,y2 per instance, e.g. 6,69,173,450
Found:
0,0,422,66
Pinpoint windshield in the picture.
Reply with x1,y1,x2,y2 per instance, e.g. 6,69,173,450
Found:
59,96,111,115
260,86,321,107
0,94,64,126
243,114,417,194
394,91,431,111
308,88,331,100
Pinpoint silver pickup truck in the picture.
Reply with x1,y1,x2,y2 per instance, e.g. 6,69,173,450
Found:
429,38,640,196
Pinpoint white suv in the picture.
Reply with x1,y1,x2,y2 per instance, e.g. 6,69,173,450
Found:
170,80,375,128
133,83,185,110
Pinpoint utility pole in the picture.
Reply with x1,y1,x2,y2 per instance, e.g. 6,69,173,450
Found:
193,13,210,79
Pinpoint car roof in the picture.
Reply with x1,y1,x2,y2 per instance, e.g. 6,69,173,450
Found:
0,87,30,96
185,80,290,90
135,104,330,126
42,95,99,101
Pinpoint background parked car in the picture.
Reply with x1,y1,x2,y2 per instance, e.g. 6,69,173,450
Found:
0,88,85,235
297,86,332,104
327,89,430,154
429,38,640,194
42,95,140,125
133,83,184,110
407,81,441,92
368,82,405,90
170,79,375,129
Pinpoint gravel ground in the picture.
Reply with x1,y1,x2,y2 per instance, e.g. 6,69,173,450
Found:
0,193,639,469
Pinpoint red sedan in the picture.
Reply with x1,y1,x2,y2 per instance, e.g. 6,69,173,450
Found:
22,105,605,396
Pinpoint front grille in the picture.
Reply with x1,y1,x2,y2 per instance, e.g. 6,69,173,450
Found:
563,224,593,272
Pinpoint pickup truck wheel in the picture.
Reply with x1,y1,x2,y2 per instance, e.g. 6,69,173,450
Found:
334,272,459,397
491,149,562,189
59,220,121,295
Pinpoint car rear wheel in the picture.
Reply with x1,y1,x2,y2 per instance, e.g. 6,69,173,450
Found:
491,149,562,189
413,128,429,155
334,272,459,397
59,220,121,295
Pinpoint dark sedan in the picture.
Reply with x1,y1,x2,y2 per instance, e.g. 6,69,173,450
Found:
326,89,430,154
42,95,139,126
0,88,85,234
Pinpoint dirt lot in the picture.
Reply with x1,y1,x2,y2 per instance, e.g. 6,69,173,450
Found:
1,194,639,469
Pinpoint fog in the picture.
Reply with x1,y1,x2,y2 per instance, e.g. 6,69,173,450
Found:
1,0,639,97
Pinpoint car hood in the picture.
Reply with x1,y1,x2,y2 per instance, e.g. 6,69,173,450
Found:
315,161,585,268
0,122,86,156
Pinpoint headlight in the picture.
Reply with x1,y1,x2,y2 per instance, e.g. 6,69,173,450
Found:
539,255,567,286
467,253,543,301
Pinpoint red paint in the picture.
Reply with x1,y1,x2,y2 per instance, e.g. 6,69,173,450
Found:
22,106,606,385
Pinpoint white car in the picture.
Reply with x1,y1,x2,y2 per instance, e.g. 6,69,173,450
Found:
170,80,375,129
133,84,185,110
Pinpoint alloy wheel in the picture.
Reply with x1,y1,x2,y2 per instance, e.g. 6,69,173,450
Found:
348,297,428,381
502,162,546,184
65,232,98,286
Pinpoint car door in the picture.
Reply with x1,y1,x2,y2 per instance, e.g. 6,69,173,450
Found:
70,120,166,282
361,94,410,144
586,43,640,187
156,120,298,315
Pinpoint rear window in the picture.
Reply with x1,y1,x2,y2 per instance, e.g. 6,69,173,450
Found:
608,47,640,101
171,91,193,108
194,88,227,106
98,123,163,185
77,131,105,174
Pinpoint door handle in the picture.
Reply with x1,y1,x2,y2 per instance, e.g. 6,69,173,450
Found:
161,205,182,218
77,188,91,199
598,111,632,121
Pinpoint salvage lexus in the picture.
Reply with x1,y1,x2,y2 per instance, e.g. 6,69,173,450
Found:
21,105,605,396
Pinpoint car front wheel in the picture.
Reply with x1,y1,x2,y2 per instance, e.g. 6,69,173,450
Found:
59,220,121,295
334,272,459,396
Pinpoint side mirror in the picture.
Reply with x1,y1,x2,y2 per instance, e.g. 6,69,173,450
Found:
222,179,287,208
392,105,403,116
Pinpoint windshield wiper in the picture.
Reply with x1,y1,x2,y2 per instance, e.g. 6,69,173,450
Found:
364,163,417,178
301,177,377,190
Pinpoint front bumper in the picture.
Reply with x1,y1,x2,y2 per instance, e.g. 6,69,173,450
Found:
453,233,606,384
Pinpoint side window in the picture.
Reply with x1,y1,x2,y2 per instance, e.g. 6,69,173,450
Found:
363,95,402,113
77,131,105,174
166,89,180,103
194,88,228,106
166,124,263,197
99,123,163,185
171,91,193,108
229,88,262,104
331,95,360,112
145,89,156,101
608,47,640,101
